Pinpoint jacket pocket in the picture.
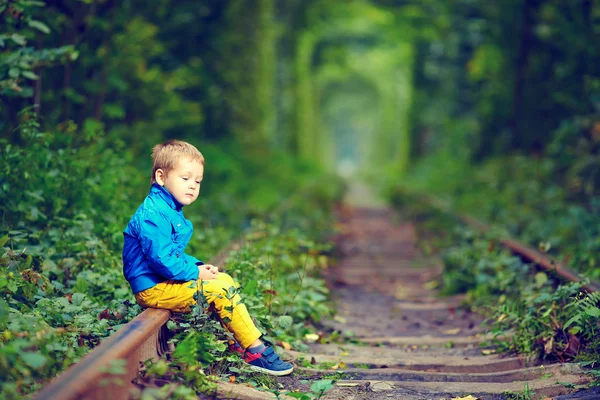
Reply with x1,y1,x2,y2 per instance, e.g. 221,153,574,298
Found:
170,219,185,244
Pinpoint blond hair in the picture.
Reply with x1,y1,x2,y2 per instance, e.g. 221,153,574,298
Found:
151,140,205,183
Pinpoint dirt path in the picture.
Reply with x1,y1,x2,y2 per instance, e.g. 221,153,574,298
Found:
218,185,590,400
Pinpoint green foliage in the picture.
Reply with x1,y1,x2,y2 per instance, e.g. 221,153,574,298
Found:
287,379,334,400
398,202,600,362
398,151,600,279
407,0,600,160
0,0,77,97
503,383,535,400
390,169,600,364
563,292,600,340
403,208,600,364
440,230,528,299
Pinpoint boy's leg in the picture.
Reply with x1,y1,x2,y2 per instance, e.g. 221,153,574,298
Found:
135,273,262,348
203,274,293,375
200,273,262,349
135,280,196,312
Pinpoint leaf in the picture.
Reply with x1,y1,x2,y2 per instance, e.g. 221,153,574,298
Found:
535,272,549,287
71,292,86,306
21,70,38,80
286,393,311,400
0,298,8,328
28,20,50,34
278,315,293,329
11,34,26,46
585,307,600,318
569,326,581,335
304,333,319,343
564,314,580,330
21,1,46,6
0,234,8,248
280,341,292,350
423,280,439,289
22,352,48,369
310,379,334,394
242,279,257,295
7,281,18,293
166,320,178,330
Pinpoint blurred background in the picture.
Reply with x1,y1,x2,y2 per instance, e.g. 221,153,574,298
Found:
2,0,599,189
2,0,600,264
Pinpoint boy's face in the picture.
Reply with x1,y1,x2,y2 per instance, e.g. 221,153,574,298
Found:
155,157,204,206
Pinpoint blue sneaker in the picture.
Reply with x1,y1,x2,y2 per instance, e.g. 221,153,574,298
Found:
244,346,294,376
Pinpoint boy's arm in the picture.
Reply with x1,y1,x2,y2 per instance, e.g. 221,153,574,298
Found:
138,211,200,281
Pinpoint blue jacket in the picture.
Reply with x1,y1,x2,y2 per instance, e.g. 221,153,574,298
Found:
122,183,202,293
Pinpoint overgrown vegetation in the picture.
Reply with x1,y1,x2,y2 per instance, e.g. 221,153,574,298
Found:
382,0,600,388
389,160,600,386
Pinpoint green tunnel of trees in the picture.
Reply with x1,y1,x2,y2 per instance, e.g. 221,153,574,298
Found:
3,0,598,182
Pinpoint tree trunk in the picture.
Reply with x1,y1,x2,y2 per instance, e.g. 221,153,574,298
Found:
510,0,539,151
33,37,42,113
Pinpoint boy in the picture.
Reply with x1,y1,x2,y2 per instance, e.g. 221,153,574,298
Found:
122,139,293,376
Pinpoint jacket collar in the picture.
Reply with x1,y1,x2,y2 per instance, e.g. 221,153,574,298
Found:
150,183,182,211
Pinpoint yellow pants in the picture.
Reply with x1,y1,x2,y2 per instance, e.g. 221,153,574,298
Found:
135,272,262,349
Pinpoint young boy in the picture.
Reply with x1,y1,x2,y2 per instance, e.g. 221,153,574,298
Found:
122,139,293,376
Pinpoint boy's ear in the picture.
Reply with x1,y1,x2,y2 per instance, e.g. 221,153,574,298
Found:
155,169,166,186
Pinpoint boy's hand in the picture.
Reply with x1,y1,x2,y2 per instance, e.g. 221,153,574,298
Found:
198,264,218,280
205,264,219,274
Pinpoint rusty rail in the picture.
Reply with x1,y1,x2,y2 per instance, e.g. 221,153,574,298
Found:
420,194,600,293
35,244,240,400
35,309,171,400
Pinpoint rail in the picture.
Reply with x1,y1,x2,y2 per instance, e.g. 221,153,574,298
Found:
422,194,600,293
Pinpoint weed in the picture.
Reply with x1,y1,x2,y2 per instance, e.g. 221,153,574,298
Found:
503,383,535,400
286,379,335,400
321,371,346,380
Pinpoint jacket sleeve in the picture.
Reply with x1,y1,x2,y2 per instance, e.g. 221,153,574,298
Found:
138,211,200,281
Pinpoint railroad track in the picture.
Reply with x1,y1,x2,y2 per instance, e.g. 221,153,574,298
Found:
36,185,597,400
